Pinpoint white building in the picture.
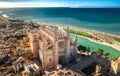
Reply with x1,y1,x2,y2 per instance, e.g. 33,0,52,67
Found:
111,58,120,75
22,62,40,76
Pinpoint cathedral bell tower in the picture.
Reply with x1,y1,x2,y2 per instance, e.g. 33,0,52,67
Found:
54,30,59,68
74,35,78,61
65,27,71,64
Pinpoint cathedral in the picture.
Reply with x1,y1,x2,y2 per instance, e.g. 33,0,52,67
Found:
29,26,77,70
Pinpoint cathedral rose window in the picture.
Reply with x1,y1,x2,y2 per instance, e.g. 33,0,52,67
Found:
59,41,64,48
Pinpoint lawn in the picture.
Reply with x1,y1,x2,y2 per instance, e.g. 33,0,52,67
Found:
63,28,93,38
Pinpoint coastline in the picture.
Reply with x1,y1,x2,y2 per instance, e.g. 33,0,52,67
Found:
1,14,120,52
37,22,120,52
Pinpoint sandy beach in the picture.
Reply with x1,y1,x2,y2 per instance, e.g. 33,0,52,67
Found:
37,22,120,51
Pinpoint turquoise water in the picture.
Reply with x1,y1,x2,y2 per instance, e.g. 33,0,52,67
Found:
70,34,120,59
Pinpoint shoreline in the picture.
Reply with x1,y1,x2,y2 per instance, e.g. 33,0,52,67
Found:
1,13,120,38
37,22,120,51
37,22,120,38
1,14,120,52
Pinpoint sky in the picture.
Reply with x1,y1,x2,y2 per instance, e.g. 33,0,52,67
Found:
0,0,120,8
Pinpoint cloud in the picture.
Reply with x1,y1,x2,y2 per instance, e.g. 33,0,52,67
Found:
0,2,67,8
0,2,120,8
0,0,30,2
70,3,120,8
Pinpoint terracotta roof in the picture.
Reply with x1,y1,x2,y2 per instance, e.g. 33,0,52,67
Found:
115,59,120,64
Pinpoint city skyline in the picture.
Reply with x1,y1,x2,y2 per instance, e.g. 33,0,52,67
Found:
0,0,120,8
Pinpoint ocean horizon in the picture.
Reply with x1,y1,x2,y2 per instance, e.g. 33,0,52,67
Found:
0,8,120,35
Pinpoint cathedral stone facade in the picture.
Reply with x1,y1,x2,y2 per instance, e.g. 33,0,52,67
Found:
29,26,77,70
28,30,39,58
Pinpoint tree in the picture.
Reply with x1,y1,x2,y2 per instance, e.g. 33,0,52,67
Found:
104,53,109,57
87,47,91,52
33,71,39,76
28,72,33,76
78,45,86,52
112,56,117,60
28,72,39,76
97,48,104,55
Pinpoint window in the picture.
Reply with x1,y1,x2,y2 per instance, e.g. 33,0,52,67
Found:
49,58,52,63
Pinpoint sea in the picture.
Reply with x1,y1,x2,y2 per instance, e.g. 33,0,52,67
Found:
0,8,120,35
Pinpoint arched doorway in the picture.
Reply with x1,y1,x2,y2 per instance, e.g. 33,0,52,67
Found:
59,55,66,66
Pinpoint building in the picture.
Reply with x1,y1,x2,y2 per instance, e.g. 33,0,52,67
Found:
13,57,25,73
0,15,10,29
0,54,10,65
22,62,40,76
28,26,77,70
38,26,77,69
69,53,110,76
43,69,84,76
111,58,120,75
0,72,4,76
28,30,39,57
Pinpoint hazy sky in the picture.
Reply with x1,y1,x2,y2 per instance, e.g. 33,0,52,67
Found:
0,0,120,8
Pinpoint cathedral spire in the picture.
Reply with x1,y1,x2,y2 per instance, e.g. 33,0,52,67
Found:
66,27,70,39
75,35,78,44
54,30,58,41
